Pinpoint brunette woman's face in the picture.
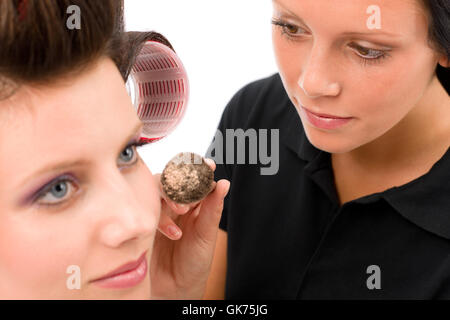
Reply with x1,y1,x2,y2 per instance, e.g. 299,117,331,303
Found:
0,57,160,299
272,0,447,153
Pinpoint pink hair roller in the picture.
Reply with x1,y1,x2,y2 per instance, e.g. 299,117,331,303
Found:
126,41,189,143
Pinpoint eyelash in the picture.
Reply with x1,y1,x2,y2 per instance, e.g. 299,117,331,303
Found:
271,19,390,66
33,140,150,208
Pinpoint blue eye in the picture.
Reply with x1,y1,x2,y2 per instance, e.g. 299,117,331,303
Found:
35,176,76,207
118,140,148,166
50,181,68,197
120,145,135,163
33,140,150,208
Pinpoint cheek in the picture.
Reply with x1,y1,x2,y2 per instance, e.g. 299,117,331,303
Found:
0,214,83,297
272,34,310,100
130,162,161,225
351,57,427,128
272,32,299,80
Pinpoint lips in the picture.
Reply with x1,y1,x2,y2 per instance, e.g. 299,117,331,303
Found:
300,105,354,130
301,105,352,119
90,251,148,289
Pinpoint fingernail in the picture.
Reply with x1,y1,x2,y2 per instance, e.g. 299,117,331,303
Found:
176,204,189,213
223,180,231,196
205,158,215,167
167,225,181,238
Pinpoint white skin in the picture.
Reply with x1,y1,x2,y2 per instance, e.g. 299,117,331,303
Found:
272,0,450,197
0,56,230,299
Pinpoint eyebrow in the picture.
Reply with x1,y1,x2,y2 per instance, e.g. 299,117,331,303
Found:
26,121,144,180
272,0,402,38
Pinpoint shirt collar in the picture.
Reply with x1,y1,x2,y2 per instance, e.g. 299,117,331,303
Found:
280,100,450,240
383,147,450,239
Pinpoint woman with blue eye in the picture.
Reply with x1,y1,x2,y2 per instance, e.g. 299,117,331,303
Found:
203,0,450,299
0,0,230,299
33,139,144,208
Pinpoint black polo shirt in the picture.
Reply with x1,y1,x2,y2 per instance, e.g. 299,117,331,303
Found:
204,73,450,299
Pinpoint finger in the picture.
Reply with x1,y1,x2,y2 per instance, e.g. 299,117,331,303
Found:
209,180,217,192
193,179,230,246
160,196,181,224
157,209,183,240
204,158,216,171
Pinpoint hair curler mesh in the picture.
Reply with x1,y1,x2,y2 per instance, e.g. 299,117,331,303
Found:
126,41,189,143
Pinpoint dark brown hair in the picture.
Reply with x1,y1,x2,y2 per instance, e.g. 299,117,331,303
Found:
421,0,450,95
0,0,174,100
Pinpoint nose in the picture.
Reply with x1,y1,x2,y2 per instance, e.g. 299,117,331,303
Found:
95,168,158,248
297,43,341,99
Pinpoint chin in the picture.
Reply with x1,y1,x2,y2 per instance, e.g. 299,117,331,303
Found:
303,125,361,155
84,279,151,300
100,287,151,300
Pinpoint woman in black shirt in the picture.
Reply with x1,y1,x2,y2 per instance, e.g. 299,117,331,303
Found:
202,0,450,299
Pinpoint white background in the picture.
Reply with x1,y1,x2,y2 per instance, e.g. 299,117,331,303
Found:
124,0,278,173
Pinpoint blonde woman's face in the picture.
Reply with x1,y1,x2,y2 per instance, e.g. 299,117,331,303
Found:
0,57,160,299
272,0,446,153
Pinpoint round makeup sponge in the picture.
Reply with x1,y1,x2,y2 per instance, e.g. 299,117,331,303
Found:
161,152,214,204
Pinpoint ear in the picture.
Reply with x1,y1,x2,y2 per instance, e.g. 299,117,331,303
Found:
438,54,450,68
